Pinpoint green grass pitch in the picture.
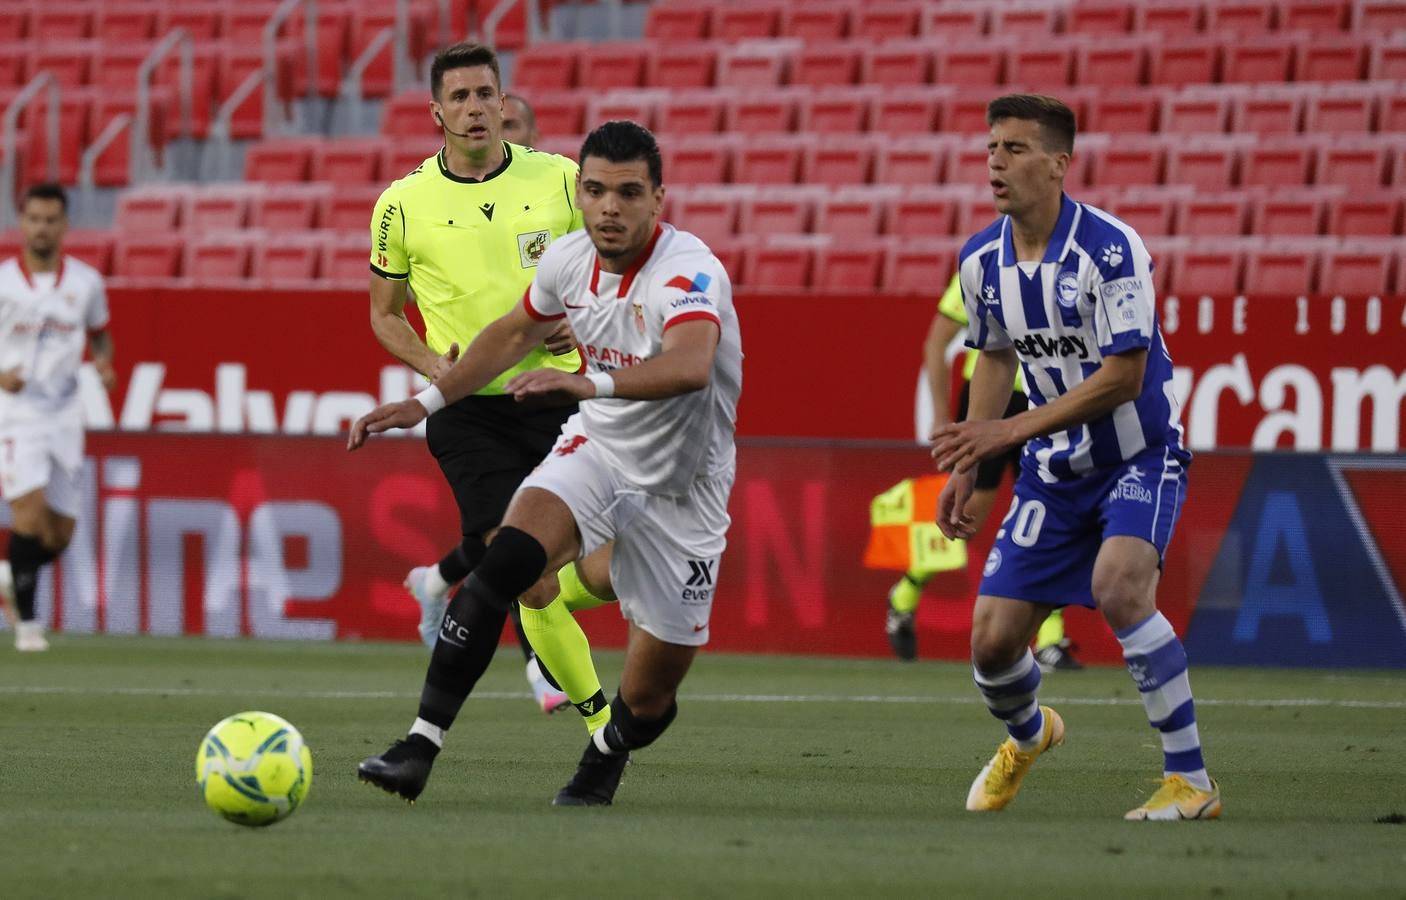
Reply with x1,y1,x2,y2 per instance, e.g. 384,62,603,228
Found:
2,636,1403,899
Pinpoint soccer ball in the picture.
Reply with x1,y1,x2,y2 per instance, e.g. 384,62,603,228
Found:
196,711,313,827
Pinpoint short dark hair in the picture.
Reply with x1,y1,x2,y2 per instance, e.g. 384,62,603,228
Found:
986,94,1076,154
20,182,67,213
578,121,663,187
503,93,536,131
430,42,500,99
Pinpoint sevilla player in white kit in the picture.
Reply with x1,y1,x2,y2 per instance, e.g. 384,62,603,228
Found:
0,184,116,651
349,121,742,807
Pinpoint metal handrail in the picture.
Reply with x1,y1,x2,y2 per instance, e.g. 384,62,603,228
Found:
264,0,319,135
210,69,265,142
436,0,450,46
78,113,133,193
394,0,412,90
134,28,193,183
338,27,394,132
0,73,59,229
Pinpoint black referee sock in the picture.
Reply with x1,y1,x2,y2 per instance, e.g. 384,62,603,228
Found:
416,527,549,731
8,533,57,622
436,535,486,585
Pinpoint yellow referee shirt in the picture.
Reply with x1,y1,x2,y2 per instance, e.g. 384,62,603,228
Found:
369,142,584,394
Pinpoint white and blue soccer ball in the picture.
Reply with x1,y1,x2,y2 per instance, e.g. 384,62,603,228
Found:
196,711,313,827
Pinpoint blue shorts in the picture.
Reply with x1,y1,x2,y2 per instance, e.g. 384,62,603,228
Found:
977,445,1189,609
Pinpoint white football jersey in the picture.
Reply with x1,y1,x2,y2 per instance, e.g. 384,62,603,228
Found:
525,224,742,496
0,255,109,426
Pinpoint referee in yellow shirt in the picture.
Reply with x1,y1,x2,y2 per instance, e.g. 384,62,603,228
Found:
366,43,585,717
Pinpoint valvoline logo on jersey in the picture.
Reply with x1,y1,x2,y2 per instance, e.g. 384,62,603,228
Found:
665,272,711,293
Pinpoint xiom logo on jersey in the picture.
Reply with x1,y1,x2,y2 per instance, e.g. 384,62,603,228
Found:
518,230,550,268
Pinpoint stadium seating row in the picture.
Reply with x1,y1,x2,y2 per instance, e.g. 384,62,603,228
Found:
511,34,1406,91
643,0,1398,42
487,82,1406,140
8,228,1403,297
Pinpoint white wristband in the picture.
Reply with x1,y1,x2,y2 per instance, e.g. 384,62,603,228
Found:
414,384,446,415
586,371,615,399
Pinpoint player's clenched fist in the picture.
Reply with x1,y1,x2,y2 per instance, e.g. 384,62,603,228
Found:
347,399,429,450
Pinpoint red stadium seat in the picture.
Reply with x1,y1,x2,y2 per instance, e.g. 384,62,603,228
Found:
116,192,181,233
712,6,780,41
1224,42,1293,83
871,88,940,135
643,3,710,41
670,190,739,245
717,43,790,89
814,190,886,238
253,238,322,286
381,139,441,180
320,184,386,234
245,140,314,183
579,44,647,92
1368,40,1406,81
802,141,874,187
799,92,872,134
883,241,957,293
114,239,182,280
666,138,732,185
883,188,963,235
523,92,586,136
1086,94,1159,133
313,139,387,185
1087,141,1165,188
942,94,994,135
814,241,885,291
874,139,946,186
21,89,91,185
94,5,155,43
27,42,94,88
1232,94,1302,134
933,45,1007,86
738,188,816,235
1242,145,1312,187
922,6,987,37
1280,1,1348,32
1245,246,1317,294
321,234,372,288
1148,41,1221,86
31,5,92,40
1171,248,1243,296
587,91,658,130
645,45,716,89
1305,92,1374,133
1327,198,1402,236
862,43,932,87
709,239,745,282
781,7,850,41
742,241,814,289
0,8,27,42
1296,39,1367,82
1134,2,1202,35
992,5,1063,36
1383,95,1406,133
1008,47,1074,86
250,185,329,232
1166,144,1239,192
59,230,111,275
791,43,862,87
1108,196,1176,235
656,92,724,135
512,43,580,91
381,91,432,137
956,194,1002,236
1354,1,1406,31
948,143,995,191
1068,2,1132,35
1316,144,1387,189
1176,195,1248,235
1161,93,1229,134
1251,195,1324,235
724,91,796,135
157,5,222,41
186,189,253,233
1076,43,1149,88
853,3,922,42
187,236,252,285
735,138,805,185
1319,250,1392,295
1205,2,1275,34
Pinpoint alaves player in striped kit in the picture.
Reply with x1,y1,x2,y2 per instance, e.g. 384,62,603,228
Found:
932,95,1220,821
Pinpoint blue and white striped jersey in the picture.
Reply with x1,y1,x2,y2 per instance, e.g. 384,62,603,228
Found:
958,194,1188,483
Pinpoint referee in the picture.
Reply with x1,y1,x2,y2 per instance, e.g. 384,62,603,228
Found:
367,42,582,709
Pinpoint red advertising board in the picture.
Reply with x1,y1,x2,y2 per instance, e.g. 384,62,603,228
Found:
93,289,1405,450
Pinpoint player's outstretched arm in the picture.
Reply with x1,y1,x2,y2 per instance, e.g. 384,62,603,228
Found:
506,318,719,403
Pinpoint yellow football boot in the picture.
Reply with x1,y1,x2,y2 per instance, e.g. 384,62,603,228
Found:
1124,774,1222,821
965,706,1065,812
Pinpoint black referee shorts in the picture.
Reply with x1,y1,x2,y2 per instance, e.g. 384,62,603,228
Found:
425,394,577,539
956,382,1029,491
